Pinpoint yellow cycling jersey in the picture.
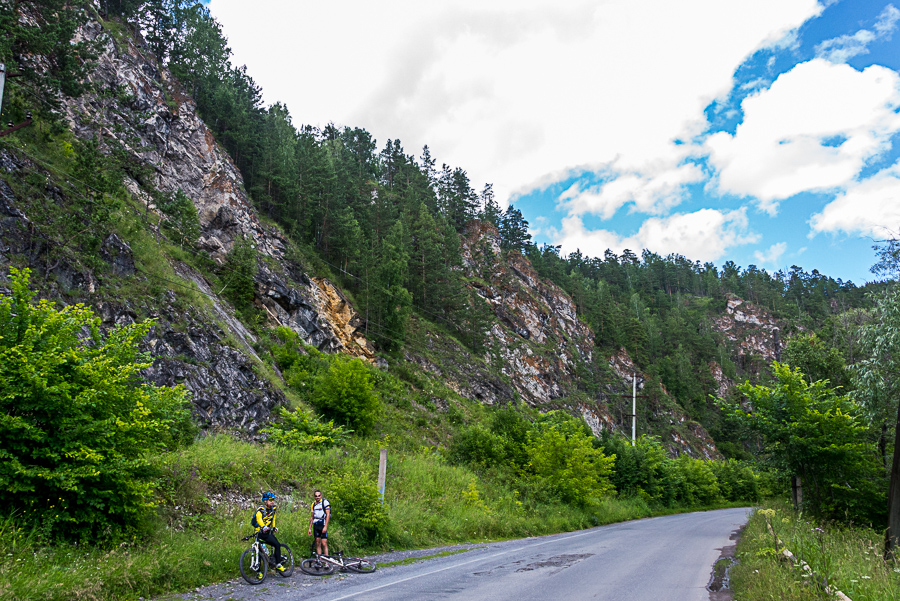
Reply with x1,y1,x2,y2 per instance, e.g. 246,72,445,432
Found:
252,505,277,532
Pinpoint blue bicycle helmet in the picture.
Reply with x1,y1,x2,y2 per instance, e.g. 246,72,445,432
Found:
262,491,275,501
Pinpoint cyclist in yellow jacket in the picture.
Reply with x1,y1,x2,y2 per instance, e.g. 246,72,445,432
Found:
252,491,285,573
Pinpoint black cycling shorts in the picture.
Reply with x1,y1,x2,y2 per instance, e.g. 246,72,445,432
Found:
313,522,327,539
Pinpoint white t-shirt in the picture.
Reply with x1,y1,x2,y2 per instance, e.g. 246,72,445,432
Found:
312,499,330,523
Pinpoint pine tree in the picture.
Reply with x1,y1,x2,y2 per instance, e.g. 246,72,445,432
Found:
406,203,445,313
368,222,412,351
479,183,502,227
499,206,532,252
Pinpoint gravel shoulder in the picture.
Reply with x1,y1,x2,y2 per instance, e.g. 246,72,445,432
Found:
170,542,490,601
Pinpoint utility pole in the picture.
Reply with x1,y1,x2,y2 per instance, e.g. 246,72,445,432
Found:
632,373,637,445
616,374,648,446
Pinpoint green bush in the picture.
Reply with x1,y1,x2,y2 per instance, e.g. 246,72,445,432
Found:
262,406,352,449
602,434,671,504
221,236,258,316
709,459,760,503
270,327,328,392
329,470,389,547
311,355,382,434
448,425,508,467
670,456,721,506
0,268,193,541
526,412,615,507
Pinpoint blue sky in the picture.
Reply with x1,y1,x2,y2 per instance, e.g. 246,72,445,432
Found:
208,0,900,285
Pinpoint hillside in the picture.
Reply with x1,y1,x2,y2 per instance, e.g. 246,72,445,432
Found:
7,6,900,601
0,3,879,456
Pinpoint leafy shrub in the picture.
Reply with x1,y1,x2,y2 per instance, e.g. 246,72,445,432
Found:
0,268,193,541
723,362,885,522
526,412,615,507
709,459,760,503
602,434,671,504
311,355,382,434
669,456,720,506
329,470,389,547
448,425,508,467
262,406,352,449
270,327,328,391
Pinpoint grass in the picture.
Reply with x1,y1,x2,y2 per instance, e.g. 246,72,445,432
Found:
0,435,753,601
732,501,900,601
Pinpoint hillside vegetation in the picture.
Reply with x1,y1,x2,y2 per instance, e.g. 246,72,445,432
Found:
1,2,899,600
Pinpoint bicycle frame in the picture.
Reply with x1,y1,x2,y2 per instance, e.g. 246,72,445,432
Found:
313,551,347,569
250,539,266,570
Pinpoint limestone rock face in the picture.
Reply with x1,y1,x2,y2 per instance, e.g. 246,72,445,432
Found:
62,19,372,360
457,221,594,405
2,14,788,451
67,20,278,263
0,17,374,434
95,293,285,435
715,294,781,365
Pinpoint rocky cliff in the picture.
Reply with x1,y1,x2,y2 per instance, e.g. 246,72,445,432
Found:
0,11,788,453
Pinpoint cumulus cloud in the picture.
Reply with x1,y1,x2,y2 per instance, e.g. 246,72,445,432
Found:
815,4,900,63
754,242,788,267
558,162,705,219
555,208,759,262
810,160,900,237
705,59,900,213
209,0,822,205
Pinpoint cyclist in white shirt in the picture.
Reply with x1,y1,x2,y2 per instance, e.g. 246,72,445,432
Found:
307,490,331,556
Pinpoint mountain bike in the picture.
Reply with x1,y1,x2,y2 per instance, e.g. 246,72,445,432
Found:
299,547,376,576
239,532,294,584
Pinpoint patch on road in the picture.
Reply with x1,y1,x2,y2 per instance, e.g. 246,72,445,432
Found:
516,554,594,574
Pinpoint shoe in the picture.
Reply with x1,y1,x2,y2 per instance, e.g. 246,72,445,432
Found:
257,573,263,580
276,564,285,572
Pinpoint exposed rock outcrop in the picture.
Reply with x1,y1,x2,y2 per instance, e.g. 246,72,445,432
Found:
458,221,594,405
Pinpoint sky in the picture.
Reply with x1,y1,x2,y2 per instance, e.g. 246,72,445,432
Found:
206,0,900,286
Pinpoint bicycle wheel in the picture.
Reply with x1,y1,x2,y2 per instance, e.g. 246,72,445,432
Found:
274,543,294,577
239,547,269,584
300,557,335,576
345,557,376,573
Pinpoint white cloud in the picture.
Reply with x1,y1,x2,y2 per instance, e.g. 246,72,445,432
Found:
557,162,705,219
815,4,900,63
754,242,788,267
554,208,759,262
208,0,822,206
810,160,900,237
706,59,900,213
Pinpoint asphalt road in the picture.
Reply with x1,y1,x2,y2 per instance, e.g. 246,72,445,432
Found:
186,507,750,601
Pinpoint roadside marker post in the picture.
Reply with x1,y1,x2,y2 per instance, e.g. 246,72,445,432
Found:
377,448,387,504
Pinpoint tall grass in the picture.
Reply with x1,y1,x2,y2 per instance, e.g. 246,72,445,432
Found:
732,501,900,601
0,435,745,601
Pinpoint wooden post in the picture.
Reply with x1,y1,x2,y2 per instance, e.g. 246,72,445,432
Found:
0,64,6,116
791,475,803,510
377,448,387,505
885,400,900,561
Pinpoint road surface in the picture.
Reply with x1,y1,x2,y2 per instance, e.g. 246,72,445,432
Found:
187,507,750,601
